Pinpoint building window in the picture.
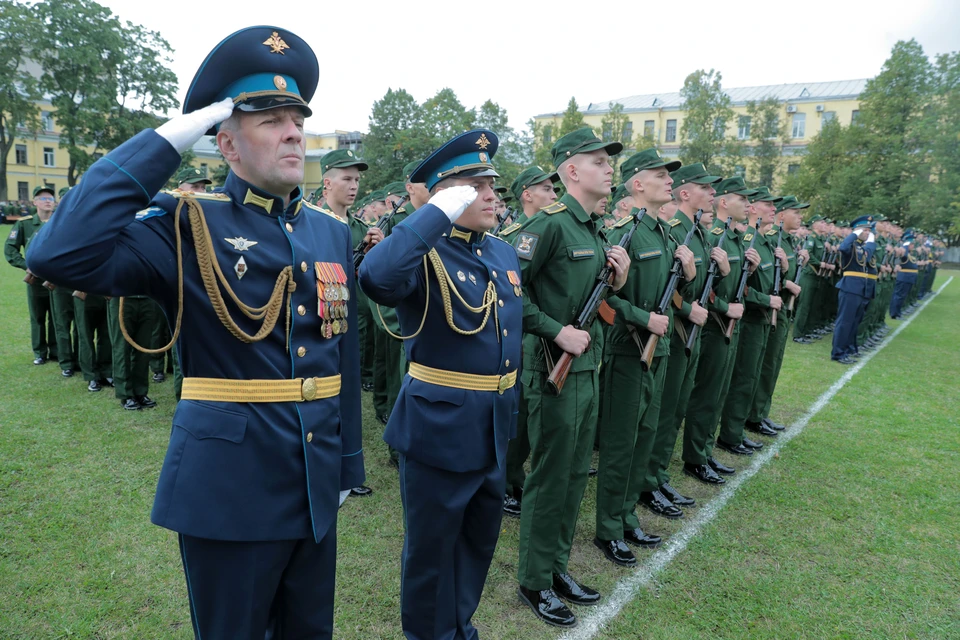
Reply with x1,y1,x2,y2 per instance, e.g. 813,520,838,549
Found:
734,165,746,178
851,110,860,124
543,125,552,145
43,147,55,167
41,111,54,132
738,116,751,140
622,120,633,145
18,182,29,201
665,119,677,142
200,163,208,177
15,144,27,164
787,164,800,175
601,123,612,141
643,120,655,139
791,113,806,139
822,111,836,127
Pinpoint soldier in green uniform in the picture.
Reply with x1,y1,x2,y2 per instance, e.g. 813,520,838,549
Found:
500,165,559,516
73,289,113,391
610,183,633,222
594,149,693,566
5,186,58,365
641,164,729,516
716,187,784,455
747,196,808,435
44,188,80,377
107,294,157,410
515,128,630,627
793,215,827,342
682,177,760,482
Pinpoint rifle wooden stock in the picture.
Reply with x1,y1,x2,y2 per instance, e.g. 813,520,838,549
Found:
640,332,658,371
546,300,615,395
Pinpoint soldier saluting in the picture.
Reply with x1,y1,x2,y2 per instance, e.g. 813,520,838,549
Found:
28,26,367,638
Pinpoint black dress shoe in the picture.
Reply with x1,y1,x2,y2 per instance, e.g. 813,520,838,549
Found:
708,456,735,474
593,537,636,567
659,482,695,506
684,463,726,485
152,371,165,383
716,439,753,456
792,337,812,344
121,398,142,411
588,467,598,477
745,421,777,436
361,381,374,392
762,418,785,432
349,485,373,497
33,357,45,365
623,526,662,548
62,369,74,377
638,490,683,518
377,413,389,425
517,587,576,628
742,436,763,450
87,380,102,393
388,456,400,471
552,572,601,606
137,395,157,409
503,494,521,517
838,356,856,365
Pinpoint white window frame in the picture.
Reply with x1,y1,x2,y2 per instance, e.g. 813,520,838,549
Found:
43,147,55,167
791,113,806,139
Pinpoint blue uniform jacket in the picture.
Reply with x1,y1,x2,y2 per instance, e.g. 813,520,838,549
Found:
358,204,521,473
897,243,919,284
27,130,364,543
836,232,877,299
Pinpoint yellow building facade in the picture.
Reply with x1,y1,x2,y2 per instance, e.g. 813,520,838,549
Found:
533,80,866,182
2,98,363,202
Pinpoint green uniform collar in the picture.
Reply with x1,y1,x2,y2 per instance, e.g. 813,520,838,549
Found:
559,193,593,226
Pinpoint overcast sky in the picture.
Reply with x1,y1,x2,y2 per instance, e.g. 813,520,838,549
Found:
97,0,960,135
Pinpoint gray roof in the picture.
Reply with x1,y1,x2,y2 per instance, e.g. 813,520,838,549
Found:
541,79,869,116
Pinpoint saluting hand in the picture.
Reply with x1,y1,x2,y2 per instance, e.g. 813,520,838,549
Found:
156,97,235,155
745,247,761,272
605,245,630,291
711,247,730,276
429,185,477,223
363,227,384,251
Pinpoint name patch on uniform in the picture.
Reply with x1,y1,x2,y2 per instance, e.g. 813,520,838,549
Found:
135,206,166,221
515,232,539,260
728,255,741,263
568,248,596,260
694,256,703,265
759,262,773,271
635,248,662,261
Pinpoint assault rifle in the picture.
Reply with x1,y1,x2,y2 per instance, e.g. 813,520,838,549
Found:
684,216,729,356
724,219,761,342
546,209,646,395
771,227,784,330
353,195,408,271
640,209,703,371
491,207,516,236
786,248,806,313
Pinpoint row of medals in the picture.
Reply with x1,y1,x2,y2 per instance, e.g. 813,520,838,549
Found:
316,262,350,339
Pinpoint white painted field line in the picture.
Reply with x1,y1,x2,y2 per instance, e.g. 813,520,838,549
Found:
561,276,954,640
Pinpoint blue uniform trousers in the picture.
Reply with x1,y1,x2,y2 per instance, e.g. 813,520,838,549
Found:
398,454,504,640
831,290,867,359
890,279,913,318
178,527,337,640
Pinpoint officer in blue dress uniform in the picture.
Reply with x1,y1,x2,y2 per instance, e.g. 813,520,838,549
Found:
359,130,522,640
890,229,919,319
831,215,877,364
27,26,365,638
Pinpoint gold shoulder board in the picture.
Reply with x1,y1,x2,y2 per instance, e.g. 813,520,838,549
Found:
613,216,634,228
499,222,522,236
712,226,724,235
667,218,682,227
744,233,754,241
542,202,567,215
303,200,347,224
766,228,778,236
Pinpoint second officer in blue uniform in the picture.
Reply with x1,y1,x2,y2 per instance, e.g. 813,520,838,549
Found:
831,215,878,363
359,130,522,640
28,26,365,639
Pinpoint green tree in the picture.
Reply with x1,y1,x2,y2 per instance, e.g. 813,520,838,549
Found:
525,117,555,170
557,97,585,138
32,0,179,185
596,103,632,174
0,2,41,201
475,99,525,188
746,97,789,187
415,88,475,148
921,51,960,238
361,88,422,188
678,69,734,173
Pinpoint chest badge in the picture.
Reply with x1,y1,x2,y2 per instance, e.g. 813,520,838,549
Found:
457,270,466,282
234,256,248,280
225,237,259,251
507,270,522,296
468,273,477,285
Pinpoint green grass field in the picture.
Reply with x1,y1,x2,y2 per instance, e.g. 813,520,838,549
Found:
1,265,957,639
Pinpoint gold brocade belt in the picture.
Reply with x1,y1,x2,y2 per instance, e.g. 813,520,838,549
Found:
843,272,878,280
181,375,341,403
899,269,918,273
408,362,517,395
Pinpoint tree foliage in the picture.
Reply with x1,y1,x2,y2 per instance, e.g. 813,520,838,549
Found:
557,97,585,138
596,103,631,174
0,2,41,201
678,69,734,173
746,97,789,187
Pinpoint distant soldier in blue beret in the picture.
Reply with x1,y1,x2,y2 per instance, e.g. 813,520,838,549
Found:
831,215,878,363
359,130,522,640
27,26,367,638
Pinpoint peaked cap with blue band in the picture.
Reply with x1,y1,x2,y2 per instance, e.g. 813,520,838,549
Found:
850,214,874,230
410,129,500,191
183,26,319,135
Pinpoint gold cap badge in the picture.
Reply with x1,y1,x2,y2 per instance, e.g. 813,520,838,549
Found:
263,31,290,55
273,75,287,90
479,152,488,163
476,133,491,150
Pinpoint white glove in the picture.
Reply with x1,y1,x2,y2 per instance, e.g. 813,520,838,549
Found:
156,97,235,155
429,185,477,223
866,232,875,244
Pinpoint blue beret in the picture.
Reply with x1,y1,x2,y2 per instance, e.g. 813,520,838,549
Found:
410,130,500,191
183,26,318,135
